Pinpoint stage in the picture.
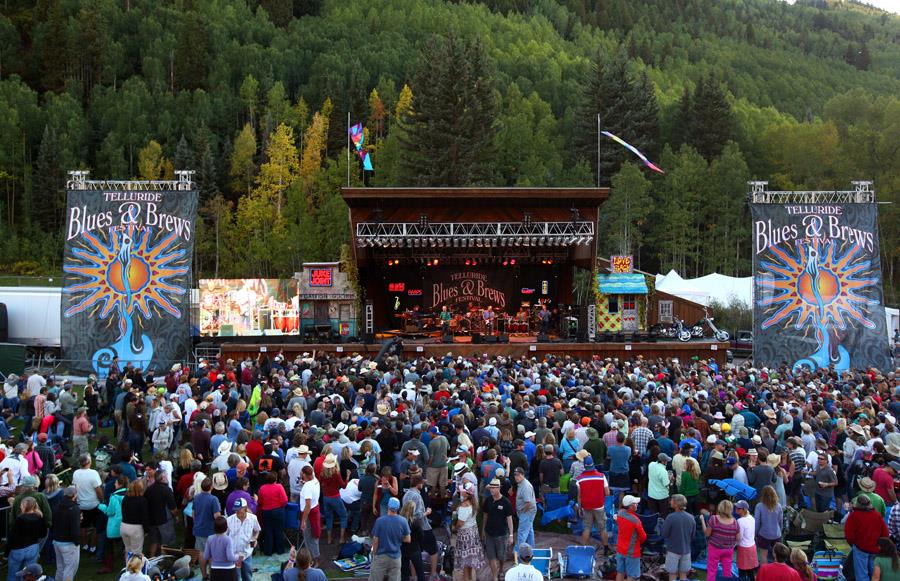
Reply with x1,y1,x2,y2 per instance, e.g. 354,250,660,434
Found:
215,338,730,364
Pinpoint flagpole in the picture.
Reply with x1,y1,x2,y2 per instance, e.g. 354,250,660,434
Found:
347,111,351,187
596,113,600,188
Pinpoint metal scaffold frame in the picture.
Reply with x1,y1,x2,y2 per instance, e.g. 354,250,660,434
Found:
748,180,875,204
67,170,195,191
355,220,595,249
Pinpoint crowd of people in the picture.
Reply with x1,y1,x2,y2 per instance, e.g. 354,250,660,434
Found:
0,350,896,581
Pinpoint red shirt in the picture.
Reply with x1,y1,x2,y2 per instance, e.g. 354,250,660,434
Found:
320,472,346,498
176,471,196,500
257,483,288,512
872,467,895,502
313,456,326,479
757,562,802,581
576,469,607,511
615,509,647,557
246,440,264,468
845,508,889,553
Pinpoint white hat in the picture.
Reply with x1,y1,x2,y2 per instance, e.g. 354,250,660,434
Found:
489,417,497,426
217,441,231,455
622,495,640,507
706,435,718,444
524,431,536,439
336,422,348,434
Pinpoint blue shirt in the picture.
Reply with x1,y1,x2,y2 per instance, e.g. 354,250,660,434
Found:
681,438,702,459
284,567,327,581
371,514,411,558
192,492,221,537
608,445,630,474
657,436,676,458
524,441,536,464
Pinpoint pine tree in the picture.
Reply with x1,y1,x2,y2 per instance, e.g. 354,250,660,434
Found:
194,126,220,203
174,135,192,172
399,34,498,186
174,12,208,91
260,0,293,27
670,86,693,149
34,126,65,231
601,162,652,257
687,77,735,160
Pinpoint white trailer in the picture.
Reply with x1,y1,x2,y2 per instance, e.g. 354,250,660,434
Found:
0,286,61,364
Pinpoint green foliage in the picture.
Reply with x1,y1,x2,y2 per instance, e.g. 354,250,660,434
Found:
709,296,753,335
602,162,652,258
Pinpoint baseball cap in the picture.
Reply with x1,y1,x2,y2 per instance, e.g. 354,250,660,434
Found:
232,498,248,511
583,455,594,468
622,495,640,507
513,467,526,476
518,543,534,560
388,497,401,511
735,500,750,511
657,453,671,463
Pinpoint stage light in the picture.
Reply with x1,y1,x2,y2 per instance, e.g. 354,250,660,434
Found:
465,259,471,266
433,258,439,266
472,260,478,266
502,260,508,266
510,258,516,265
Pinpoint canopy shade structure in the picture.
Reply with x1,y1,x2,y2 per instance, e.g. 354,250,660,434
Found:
597,273,648,294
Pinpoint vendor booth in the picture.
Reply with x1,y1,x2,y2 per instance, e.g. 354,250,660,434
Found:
296,262,359,342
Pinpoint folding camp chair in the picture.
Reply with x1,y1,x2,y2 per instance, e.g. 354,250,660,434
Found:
793,509,835,534
637,512,664,554
565,546,596,578
532,548,553,579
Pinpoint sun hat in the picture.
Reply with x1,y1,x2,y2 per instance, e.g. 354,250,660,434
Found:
323,454,338,468
297,445,310,455
766,454,781,467
859,477,876,492
212,472,228,491
454,462,468,474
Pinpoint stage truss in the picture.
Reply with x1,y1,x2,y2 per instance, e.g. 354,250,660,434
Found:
355,220,595,249
67,170,195,191
748,180,875,204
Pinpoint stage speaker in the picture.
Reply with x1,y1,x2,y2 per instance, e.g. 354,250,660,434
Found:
498,334,509,343
484,335,499,344
442,334,453,344
537,333,550,343
472,333,482,344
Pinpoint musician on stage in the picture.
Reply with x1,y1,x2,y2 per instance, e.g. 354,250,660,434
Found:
483,305,496,335
539,304,551,335
439,305,452,335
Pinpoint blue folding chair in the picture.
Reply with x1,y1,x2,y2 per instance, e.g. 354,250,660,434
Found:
565,546,596,578
532,548,553,578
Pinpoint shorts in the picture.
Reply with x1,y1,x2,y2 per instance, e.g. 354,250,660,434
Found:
421,528,438,555
484,535,509,562
583,508,607,531
80,507,101,528
665,552,691,574
426,466,448,490
755,535,778,551
147,518,176,546
616,554,641,578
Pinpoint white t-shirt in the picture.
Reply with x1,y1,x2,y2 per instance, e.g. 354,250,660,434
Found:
738,515,755,547
339,479,362,504
72,468,103,509
299,478,320,510
26,374,46,393
0,454,29,486
505,563,544,581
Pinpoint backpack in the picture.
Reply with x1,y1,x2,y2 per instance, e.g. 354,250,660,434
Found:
94,448,112,473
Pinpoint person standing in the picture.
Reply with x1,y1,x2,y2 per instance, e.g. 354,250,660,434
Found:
52,486,81,581
319,454,347,545
735,500,759,580
399,501,424,581
201,516,238,581
226,498,261,581
504,544,543,581
369,497,411,581
615,495,647,581
5,497,48,581
575,456,609,550
299,465,322,567
144,470,178,557
647,453,672,517
257,472,288,555
754,486,783,565
701,500,740,581
539,445,563,495
426,427,449,492
455,483,485,581
846,494,890,581
814,453,838,512
193,477,223,574
120,480,149,561
514,467,538,553
71,454,104,554
482,478,514,581
402,474,438,579
660,495,696,581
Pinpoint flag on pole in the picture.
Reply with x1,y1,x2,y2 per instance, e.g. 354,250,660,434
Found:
349,123,374,171
600,130,664,174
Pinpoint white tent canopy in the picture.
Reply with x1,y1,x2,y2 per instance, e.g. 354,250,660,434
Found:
655,269,753,307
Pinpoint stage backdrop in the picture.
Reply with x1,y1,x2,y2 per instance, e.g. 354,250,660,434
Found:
62,189,198,376
751,202,891,371
199,279,299,337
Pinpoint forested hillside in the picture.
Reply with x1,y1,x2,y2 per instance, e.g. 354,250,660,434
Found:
0,0,897,302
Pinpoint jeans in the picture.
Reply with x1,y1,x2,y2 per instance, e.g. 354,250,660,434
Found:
814,493,832,512
128,432,144,458
853,546,876,581
706,544,733,581
323,496,348,531
261,507,286,555
401,549,425,581
3,397,19,415
516,510,536,553
370,554,401,581
238,557,253,581
346,500,361,532
53,541,80,581
7,543,39,581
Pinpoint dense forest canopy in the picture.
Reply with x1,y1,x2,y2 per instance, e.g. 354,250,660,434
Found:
0,0,897,303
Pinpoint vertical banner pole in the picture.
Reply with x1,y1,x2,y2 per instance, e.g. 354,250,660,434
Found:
597,114,601,188
347,111,351,187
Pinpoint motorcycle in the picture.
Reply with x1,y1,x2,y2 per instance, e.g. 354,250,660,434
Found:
672,316,693,342
694,307,730,342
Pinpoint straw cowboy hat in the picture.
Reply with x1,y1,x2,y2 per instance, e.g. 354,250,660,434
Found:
764,409,777,420
323,453,338,469
858,477,876,492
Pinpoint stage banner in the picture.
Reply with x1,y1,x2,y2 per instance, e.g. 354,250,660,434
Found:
199,279,299,337
752,202,891,371
62,188,198,377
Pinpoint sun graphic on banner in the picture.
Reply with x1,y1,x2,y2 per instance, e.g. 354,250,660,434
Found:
63,227,189,337
757,238,879,332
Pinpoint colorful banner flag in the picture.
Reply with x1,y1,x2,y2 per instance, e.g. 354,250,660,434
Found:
349,123,374,171
601,130,664,174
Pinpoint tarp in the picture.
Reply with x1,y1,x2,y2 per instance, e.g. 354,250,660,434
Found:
597,273,648,294
655,269,752,307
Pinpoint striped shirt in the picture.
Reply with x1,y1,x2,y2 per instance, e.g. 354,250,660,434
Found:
603,430,619,449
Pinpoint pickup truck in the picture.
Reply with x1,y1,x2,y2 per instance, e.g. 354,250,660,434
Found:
730,330,753,356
